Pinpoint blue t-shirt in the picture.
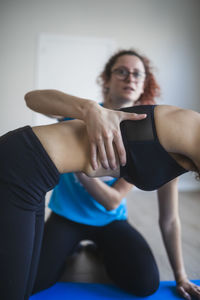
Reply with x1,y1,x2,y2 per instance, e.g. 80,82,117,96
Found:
48,110,127,226
49,173,127,226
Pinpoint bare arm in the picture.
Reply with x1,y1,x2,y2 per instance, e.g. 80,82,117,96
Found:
158,178,187,282
25,89,97,121
76,173,133,211
25,89,146,171
157,178,200,300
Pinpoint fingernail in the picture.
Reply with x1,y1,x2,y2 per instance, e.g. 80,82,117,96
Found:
102,162,109,169
92,163,97,170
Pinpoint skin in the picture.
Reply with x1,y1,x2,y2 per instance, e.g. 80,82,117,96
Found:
25,89,146,170
25,55,200,300
155,105,200,300
104,55,146,109
32,105,199,179
32,106,200,300
101,55,200,300
155,105,200,171
24,55,148,213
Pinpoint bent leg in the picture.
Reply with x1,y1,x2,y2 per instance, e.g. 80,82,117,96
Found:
0,126,60,299
0,187,44,300
96,220,159,296
32,213,92,294
24,202,45,298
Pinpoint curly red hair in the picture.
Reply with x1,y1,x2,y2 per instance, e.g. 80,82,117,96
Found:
97,49,161,105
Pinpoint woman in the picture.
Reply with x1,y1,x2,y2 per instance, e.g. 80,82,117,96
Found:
29,50,161,297
1,101,200,300
0,96,145,300
25,50,199,300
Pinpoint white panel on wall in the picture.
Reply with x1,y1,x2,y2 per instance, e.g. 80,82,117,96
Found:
34,33,116,125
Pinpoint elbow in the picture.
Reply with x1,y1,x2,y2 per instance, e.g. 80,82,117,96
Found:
24,91,34,108
24,90,40,110
106,204,117,211
159,217,180,233
106,195,121,211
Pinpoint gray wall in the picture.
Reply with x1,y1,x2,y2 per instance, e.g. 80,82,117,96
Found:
1,0,200,135
0,0,199,133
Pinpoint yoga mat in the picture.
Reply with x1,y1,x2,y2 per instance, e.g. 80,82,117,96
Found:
31,280,200,299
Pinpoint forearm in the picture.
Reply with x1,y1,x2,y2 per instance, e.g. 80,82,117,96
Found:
76,174,120,210
76,174,132,211
159,218,187,283
25,89,147,170
157,177,200,300
24,89,99,121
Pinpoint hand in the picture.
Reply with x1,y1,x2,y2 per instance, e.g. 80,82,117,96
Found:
85,103,146,170
177,279,200,300
75,172,90,182
75,172,93,186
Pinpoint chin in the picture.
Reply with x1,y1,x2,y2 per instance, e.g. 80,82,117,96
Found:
119,98,135,108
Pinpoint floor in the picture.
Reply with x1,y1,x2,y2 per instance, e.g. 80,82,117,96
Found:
126,190,200,281
50,190,200,284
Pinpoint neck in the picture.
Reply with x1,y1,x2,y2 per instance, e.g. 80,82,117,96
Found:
104,97,135,110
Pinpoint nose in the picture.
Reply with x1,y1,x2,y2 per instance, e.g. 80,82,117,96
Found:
125,73,135,82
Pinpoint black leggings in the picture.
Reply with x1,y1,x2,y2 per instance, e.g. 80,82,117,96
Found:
33,212,160,296
0,127,60,300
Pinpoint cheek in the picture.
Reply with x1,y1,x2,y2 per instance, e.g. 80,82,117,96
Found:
136,82,144,95
108,80,120,94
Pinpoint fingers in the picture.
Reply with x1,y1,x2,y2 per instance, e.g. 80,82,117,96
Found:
189,284,200,300
89,110,147,170
90,132,124,170
97,129,126,170
90,143,98,170
113,130,126,167
104,137,117,170
177,282,200,300
96,134,118,170
122,112,147,121
91,139,109,170
97,139,109,169
177,286,191,300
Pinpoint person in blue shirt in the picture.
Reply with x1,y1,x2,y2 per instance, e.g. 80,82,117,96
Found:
27,49,197,299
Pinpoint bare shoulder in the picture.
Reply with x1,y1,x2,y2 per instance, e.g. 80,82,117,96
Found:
155,105,200,136
155,104,200,119
154,105,200,169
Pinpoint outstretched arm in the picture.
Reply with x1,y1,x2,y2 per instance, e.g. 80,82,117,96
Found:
25,89,146,171
157,179,200,300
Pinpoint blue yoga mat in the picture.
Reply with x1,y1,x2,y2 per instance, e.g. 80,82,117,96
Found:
30,280,200,300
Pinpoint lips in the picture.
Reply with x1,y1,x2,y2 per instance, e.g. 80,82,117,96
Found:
123,86,135,92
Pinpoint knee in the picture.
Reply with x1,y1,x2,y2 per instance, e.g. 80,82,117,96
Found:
119,265,160,297
133,271,160,297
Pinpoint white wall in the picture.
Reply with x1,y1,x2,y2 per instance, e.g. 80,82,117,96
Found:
1,0,200,189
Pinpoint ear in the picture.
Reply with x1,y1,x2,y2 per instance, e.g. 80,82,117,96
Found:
104,80,110,88
103,81,110,94
103,87,110,94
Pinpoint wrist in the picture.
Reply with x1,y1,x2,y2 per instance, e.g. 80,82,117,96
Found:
81,99,100,122
175,271,188,284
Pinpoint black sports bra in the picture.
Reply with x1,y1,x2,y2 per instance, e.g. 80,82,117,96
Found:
120,105,188,191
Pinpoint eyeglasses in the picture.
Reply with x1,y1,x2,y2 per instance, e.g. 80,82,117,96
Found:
111,67,146,81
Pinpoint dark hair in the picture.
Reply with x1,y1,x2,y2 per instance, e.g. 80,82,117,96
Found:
97,49,161,104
